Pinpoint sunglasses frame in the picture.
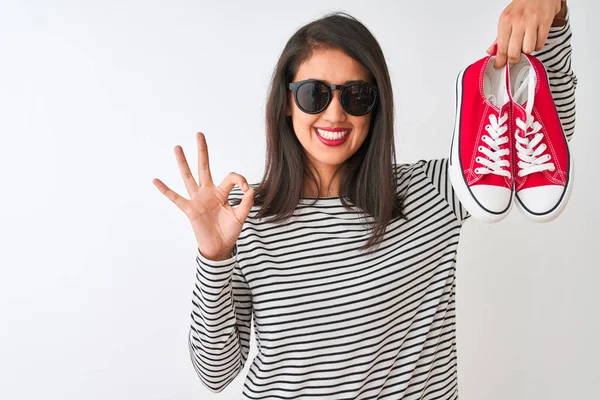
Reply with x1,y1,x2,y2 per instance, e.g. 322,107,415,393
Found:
288,79,378,116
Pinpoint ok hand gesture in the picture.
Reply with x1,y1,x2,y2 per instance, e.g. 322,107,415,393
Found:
153,132,255,261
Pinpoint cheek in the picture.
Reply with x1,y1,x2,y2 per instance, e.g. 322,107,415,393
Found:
291,112,318,136
351,115,372,136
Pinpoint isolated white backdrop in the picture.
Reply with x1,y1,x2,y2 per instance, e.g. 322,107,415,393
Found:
0,0,598,399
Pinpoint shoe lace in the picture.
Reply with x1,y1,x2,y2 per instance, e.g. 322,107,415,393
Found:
475,111,511,178
513,66,555,177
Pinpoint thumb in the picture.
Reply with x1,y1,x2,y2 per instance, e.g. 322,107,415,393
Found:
486,39,497,54
233,187,254,222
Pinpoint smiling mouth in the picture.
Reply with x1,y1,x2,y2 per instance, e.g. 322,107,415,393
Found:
314,128,351,140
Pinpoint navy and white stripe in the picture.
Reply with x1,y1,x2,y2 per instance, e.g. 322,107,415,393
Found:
188,15,576,400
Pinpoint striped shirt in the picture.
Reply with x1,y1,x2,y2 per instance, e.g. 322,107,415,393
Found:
188,16,577,400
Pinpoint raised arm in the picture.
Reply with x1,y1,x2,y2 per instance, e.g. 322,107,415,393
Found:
490,0,576,139
422,0,577,224
531,4,577,141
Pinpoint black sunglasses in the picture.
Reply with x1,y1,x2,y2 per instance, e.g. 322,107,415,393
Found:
288,79,378,116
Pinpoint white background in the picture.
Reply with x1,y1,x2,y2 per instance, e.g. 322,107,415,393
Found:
1,0,598,399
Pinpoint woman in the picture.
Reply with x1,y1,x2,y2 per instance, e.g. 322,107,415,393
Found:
153,0,576,398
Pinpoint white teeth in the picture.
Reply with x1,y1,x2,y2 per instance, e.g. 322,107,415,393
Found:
316,128,350,140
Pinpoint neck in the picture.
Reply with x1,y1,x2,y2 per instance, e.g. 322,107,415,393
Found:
302,164,341,198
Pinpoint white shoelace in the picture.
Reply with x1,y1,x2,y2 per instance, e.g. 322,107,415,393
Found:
512,65,556,177
475,111,511,178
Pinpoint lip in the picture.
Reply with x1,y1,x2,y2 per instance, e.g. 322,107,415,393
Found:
314,127,352,132
314,127,351,146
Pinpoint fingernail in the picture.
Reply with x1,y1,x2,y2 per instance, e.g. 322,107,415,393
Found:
243,183,248,190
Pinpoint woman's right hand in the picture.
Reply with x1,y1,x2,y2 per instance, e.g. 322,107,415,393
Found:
152,132,255,261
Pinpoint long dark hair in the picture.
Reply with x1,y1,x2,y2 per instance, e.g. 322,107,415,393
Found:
233,11,405,253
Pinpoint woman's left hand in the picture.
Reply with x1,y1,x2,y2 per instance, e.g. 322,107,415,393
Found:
486,0,563,68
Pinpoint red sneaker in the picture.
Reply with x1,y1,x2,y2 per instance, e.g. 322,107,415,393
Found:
508,53,573,222
449,52,513,223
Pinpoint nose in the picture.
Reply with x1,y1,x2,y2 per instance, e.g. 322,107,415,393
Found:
322,90,347,123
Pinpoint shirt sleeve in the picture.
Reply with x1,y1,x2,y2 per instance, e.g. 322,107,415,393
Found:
417,158,470,224
531,8,577,142
188,244,253,393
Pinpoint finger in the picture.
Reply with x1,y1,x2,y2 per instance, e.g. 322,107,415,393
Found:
233,187,255,223
495,19,512,69
507,24,525,65
174,145,199,196
486,39,497,54
153,178,191,215
218,172,250,196
522,22,538,54
197,132,214,187
535,21,552,51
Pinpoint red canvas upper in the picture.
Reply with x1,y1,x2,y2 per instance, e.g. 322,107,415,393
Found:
457,56,512,190
511,54,570,191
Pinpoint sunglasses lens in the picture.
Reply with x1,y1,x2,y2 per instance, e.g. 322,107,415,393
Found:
296,81,329,113
341,83,377,115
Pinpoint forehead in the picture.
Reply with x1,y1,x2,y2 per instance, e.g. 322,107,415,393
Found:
293,47,371,84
